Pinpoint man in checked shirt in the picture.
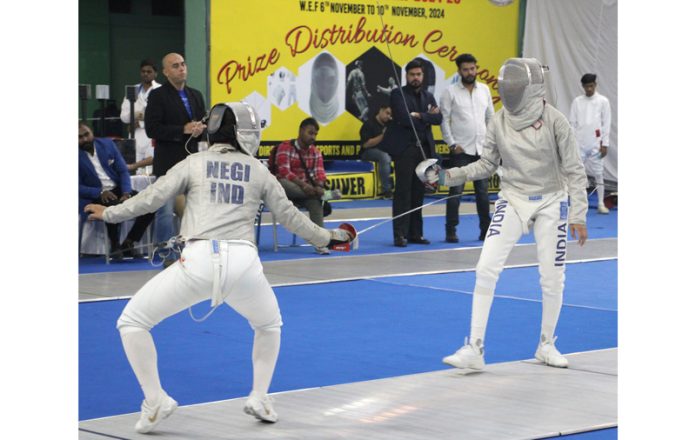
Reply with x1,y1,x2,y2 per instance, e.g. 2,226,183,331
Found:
273,117,330,254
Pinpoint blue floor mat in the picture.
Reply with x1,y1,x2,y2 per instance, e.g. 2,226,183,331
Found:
561,428,617,439
79,264,617,420
379,259,617,311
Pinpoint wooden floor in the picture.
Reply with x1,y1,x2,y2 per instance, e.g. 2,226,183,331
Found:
79,348,617,440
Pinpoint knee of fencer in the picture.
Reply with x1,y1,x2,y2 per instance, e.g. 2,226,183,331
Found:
117,313,153,335
539,275,565,297
251,314,283,333
473,284,494,297
475,267,501,291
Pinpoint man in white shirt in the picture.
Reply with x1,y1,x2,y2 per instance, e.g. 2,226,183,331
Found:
569,73,612,214
120,59,161,175
440,54,495,242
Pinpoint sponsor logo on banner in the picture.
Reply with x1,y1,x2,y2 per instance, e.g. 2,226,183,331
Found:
326,172,376,199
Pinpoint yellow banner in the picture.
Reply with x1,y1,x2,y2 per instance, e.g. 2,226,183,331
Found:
210,0,519,153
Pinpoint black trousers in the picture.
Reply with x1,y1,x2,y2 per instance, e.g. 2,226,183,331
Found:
445,152,491,234
93,188,155,248
392,145,426,239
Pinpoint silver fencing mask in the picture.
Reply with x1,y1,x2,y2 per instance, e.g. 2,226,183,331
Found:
206,102,262,156
497,58,546,114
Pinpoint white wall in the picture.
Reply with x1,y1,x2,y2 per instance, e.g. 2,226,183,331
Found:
523,0,618,185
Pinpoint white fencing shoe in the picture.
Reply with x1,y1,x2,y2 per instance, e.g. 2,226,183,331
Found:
597,204,609,214
535,336,568,368
314,246,330,255
134,391,178,433
244,391,278,423
442,338,485,370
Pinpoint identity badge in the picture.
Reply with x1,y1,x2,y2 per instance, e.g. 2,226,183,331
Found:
560,201,568,220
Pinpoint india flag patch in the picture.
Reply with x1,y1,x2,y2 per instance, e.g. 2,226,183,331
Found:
560,201,568,220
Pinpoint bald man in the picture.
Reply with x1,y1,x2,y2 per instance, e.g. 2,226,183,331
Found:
145,53,207,264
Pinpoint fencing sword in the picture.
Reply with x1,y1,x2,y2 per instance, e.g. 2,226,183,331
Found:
375,0,431,162
354,194,461,237
339,0,451,240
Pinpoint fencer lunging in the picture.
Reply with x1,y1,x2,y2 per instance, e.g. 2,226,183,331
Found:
85,102,354,434
418,58,588,371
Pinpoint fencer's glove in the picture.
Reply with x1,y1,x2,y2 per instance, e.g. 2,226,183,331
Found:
327,223,358,251
415,158,445,193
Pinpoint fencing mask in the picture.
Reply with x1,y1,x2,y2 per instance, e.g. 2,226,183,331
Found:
498,58,546,114
497,58,548,130
206,102,262,156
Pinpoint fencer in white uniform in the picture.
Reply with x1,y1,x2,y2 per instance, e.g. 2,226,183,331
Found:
569,73,612,214
85,102,355,434
417,58,588,370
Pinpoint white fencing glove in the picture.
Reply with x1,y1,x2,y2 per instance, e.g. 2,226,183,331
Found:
415,158,445,193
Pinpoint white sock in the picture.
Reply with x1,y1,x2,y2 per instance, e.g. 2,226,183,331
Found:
540,290,563,344
120,328,162,405
596,182,605,206
251,328,281,396
469,285,494,345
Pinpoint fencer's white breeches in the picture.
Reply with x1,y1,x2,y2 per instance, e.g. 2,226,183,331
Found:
471,192,568,342
579,147,604,184
117,240,282,333
134,127,154,162
579,147,605,205
117,239,283,400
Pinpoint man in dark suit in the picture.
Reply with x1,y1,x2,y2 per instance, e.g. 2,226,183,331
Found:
145,52,206,262
79,123,154,259
382,59,442,247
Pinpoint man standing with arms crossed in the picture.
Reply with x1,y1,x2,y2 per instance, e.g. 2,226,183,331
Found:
383,58,442,247
145,53,207,266
440,54,494,242
569,73,612,214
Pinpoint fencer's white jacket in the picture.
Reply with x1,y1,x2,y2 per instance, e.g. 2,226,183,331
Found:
102,144,331,247
445,104,588,225
569,92,611,151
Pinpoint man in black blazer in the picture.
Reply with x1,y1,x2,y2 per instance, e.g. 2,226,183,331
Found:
382,59,442,247
145,52,207,262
